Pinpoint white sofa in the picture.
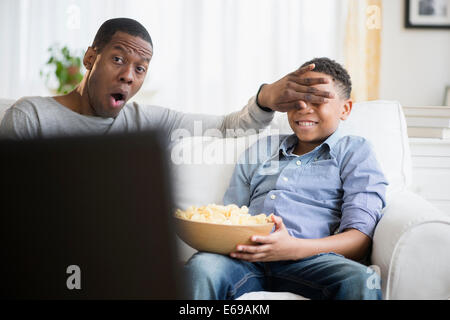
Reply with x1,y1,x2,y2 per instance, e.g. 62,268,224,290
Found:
1,98,449,299
170,100,450,300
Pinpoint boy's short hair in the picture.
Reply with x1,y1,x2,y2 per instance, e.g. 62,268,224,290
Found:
92,18,153,52
301,57,351,99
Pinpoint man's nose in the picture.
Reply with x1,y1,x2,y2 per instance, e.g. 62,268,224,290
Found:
119,66,134,84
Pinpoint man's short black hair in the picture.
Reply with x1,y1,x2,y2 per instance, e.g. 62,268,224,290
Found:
301,57,352,99
92,18,153,52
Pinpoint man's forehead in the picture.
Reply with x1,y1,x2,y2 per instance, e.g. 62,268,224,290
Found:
107,31,153,59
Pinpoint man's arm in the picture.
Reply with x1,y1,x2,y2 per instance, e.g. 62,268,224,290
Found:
0,107,39,140
162,64,333,140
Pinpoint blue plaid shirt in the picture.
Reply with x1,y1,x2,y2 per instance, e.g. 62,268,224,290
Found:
223,128,388,239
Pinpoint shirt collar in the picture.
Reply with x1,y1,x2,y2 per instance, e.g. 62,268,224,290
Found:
279,126,343,157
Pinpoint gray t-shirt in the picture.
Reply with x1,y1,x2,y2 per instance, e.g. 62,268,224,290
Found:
0,96,274,143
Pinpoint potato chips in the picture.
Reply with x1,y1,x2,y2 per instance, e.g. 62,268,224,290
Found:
175,204,273,225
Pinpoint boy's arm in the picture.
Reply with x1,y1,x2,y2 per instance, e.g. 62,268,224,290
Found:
232,138,387,262
231,216,371,262
338,139,388,240
289,228,371,261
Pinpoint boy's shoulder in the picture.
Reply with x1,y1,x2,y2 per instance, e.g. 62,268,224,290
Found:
332,134,375,159
335,134,371,148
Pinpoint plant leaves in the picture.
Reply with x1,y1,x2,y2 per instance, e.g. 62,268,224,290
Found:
41,44,84,93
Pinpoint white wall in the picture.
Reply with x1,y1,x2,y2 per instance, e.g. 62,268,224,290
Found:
0,0,346,115
380,0,450,107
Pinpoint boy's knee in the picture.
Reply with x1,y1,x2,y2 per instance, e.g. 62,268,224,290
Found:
185,252,230,279
184,252,234,299
325,260,381,300
342,265,382,300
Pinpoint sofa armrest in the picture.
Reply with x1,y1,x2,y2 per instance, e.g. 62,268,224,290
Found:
371,189,450,299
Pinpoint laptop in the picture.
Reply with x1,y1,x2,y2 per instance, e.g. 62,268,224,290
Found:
0,130,185,299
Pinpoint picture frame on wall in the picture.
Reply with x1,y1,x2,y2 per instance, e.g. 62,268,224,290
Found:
444,85,450,107
405,0,450,28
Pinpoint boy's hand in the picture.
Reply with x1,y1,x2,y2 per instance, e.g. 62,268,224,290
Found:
230,215,303,262
257,64,335,112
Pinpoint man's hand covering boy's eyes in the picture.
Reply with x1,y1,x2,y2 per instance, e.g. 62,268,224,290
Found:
257,64,335,112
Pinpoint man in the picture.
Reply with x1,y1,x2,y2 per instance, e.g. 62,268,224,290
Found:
0,18,333,141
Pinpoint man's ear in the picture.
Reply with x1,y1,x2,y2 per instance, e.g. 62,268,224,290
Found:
83,47,97,71
340,99,352,121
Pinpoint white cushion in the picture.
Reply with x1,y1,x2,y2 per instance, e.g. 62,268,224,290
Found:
236,291,309,300
170,134,264,261
371,190,450,299
171,134,262,208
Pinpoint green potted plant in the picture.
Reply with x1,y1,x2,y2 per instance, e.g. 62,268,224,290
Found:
40,44,84,94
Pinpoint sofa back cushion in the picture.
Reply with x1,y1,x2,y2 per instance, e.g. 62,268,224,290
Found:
339,100,412,196
171,100,411,212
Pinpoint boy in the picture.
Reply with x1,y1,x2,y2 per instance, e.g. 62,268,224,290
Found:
185,57,388,300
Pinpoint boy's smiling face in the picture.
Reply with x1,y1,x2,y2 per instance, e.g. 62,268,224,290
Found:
287,71,352,155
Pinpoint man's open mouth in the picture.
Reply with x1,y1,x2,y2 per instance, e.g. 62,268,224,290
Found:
109,92,127,108
111,93,125,102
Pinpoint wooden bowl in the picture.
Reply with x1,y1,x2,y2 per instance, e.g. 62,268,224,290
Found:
174,216,274,255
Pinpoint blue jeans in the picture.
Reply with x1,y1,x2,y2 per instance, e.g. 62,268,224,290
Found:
184,252,382,300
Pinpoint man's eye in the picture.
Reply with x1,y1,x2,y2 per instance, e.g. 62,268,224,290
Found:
113,56,123,63
136,66,146,73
